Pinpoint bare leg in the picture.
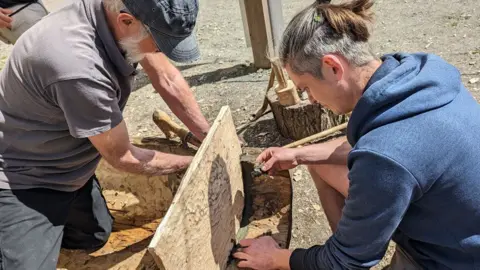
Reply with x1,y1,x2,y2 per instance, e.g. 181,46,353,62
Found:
307,164,349,232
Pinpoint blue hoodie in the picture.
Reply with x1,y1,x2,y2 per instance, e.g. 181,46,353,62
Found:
290,53,480,269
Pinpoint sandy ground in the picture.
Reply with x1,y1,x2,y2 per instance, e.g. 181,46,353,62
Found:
0,0,479,269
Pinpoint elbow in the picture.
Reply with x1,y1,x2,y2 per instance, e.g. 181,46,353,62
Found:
323,238,382,270
102,146,146,174
102,153,129,172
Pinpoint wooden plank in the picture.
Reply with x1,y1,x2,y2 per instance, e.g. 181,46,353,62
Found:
244,0,274,68
57,138,195,270
148,106,244,270
239,0,251,48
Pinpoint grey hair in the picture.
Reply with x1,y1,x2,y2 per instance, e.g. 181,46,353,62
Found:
280,0,376,79
103,0,126,13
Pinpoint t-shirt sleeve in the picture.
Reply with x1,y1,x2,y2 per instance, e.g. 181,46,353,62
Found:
46,78,123,138
289,149,423,270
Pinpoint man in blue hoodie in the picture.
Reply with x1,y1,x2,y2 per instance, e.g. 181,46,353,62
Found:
232,0,480,269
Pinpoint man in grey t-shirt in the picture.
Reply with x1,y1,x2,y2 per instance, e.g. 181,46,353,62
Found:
0,0,211,268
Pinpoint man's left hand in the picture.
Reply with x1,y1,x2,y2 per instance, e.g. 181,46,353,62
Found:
233,236,292,270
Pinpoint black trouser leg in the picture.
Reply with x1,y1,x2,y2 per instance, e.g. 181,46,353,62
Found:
62,176,113,251
0,176,113,270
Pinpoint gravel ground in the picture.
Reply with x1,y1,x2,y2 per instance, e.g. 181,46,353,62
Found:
0,0,478,268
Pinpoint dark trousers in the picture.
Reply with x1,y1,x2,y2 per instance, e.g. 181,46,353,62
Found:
0,176,113,270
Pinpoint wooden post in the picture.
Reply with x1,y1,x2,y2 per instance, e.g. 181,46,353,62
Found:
267,0,284,51
242,0,274,68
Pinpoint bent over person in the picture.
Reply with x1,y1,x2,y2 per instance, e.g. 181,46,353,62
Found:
0,0,210,268
233,0,480,269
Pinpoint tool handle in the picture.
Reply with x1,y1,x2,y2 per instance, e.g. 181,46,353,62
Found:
152,110,202,147
283,122,348,148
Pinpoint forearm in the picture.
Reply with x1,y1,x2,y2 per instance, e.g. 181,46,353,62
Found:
294,136,351,166
141,53,210,140
113,145,192,176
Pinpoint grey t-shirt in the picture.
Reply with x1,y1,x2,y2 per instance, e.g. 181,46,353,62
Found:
0,0,137,191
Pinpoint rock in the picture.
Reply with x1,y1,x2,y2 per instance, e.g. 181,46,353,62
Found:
469,78,480,84
293,170,303,182
312,204,321,211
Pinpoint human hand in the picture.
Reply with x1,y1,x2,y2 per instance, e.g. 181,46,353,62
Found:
256,147,299,175
233,236,292,270
0,8,13,29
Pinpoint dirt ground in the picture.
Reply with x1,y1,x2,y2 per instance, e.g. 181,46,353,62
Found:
0,0,478,269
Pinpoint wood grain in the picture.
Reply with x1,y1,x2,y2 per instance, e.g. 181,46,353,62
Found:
148,106,244,270
267,87,349,140
58,138,195,270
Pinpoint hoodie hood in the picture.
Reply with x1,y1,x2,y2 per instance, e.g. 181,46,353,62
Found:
347,53,462,146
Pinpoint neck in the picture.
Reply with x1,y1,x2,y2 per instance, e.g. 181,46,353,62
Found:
349,59,382,104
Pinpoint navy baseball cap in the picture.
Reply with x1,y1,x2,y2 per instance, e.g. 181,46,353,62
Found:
122,0,200,63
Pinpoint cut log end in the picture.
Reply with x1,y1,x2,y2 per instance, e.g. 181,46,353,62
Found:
267,87,349,140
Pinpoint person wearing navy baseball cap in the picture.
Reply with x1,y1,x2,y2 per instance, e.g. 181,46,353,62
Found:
121,0,200,63
0,0,211,268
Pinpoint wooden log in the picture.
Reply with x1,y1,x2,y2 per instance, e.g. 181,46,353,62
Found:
267,87,349,140
148,106,244,270
57,111,293,270
57,138,195,270
238,148,292,248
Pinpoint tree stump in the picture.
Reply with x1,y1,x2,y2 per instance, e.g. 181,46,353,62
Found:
267,88,349,140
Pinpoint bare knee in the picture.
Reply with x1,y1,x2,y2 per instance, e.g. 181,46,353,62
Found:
307,164,349,198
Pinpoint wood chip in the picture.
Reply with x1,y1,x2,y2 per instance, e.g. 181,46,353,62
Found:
469,78,480,84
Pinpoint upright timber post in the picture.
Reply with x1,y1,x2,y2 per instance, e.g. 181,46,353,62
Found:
267,0,284,52
241,0,284,68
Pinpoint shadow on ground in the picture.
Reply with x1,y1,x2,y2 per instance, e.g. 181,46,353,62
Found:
133,63,259,91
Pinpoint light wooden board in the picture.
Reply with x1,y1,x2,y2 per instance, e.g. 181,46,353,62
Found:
238,0,251,48
148,106,244,270
57,138,195,270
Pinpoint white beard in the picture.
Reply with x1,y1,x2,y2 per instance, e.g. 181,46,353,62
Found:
119,27,150,64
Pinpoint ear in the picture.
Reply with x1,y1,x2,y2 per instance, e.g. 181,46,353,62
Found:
321,54,344,81
116,12,137,35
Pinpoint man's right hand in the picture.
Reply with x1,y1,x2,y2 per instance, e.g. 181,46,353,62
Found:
256,147,300,175
0,8,13,28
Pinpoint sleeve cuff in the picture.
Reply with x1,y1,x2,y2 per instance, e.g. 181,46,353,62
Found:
290,248,308,270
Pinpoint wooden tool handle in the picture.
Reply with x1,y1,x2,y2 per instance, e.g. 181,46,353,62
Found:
271,58,287,89
283,122,348,148
152,110,188,139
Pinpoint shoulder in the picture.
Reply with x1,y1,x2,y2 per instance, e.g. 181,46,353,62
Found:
9,6,110,88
